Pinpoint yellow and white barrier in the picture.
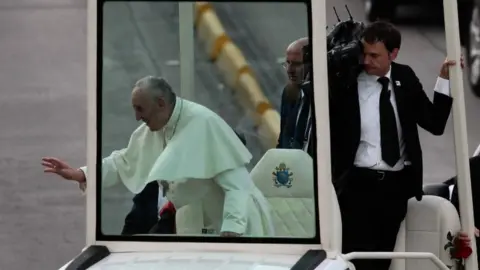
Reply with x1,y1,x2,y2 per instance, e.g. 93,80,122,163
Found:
194,2,280,149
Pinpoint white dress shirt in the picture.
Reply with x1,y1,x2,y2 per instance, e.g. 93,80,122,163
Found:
354,66,450,171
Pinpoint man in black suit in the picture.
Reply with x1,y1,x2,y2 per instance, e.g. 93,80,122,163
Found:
328,21,461,270
277,37,312,153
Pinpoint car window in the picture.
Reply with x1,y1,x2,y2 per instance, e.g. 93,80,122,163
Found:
97,0,318,244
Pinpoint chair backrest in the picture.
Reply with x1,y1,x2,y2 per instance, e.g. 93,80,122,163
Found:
250,149,341,241
389,195,461,270
423,183,451,200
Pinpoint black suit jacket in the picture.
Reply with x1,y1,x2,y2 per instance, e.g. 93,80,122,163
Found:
121,181,159,235
329,62,453,200
277,86,300,149
277,86,315,157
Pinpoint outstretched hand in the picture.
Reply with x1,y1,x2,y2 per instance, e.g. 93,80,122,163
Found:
42,157,84,182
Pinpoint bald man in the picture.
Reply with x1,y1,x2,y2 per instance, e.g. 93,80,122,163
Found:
277,37,313,156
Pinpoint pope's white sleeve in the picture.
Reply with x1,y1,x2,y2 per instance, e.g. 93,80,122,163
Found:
213,166,252,235
77,149,126,193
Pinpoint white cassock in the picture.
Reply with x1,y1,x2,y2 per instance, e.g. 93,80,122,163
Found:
79,97,275,237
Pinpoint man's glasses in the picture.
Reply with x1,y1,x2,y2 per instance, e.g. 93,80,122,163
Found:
281,61,303,69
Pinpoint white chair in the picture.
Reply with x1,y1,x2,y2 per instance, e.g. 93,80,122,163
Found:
250,149,341,242
389,195,461,270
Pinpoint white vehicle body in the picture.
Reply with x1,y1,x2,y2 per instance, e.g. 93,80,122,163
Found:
60,252,351,270
59,0,477,269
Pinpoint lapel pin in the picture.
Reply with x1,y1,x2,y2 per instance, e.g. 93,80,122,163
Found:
395,80,401,87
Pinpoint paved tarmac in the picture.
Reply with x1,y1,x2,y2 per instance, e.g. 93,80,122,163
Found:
0,0,479,269
0,1,87,269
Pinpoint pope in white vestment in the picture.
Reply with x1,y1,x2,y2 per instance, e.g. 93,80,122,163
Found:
42,76,274,237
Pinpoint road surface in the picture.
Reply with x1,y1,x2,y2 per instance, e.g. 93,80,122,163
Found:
0,1,87,269
0,0,478,269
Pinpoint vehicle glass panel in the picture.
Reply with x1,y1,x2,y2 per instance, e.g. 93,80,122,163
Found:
97,0,319,244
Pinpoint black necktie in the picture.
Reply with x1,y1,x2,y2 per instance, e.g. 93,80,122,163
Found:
378,77,400,167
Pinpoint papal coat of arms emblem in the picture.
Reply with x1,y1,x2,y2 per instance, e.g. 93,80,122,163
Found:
272,163,293,188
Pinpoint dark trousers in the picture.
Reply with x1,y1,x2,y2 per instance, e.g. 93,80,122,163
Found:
148,209,176,234
338,166,411,270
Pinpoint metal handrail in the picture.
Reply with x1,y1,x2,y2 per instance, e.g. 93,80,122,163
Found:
342,252,450,270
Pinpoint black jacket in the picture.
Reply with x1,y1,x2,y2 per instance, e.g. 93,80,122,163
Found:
276,86,315,157
277,86,300,149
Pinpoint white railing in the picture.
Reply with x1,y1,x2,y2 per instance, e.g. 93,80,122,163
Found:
342,252,450,270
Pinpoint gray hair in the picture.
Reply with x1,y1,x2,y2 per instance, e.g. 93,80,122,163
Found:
134,76,176,104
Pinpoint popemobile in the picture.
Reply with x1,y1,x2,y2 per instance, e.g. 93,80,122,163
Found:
59,0,477,269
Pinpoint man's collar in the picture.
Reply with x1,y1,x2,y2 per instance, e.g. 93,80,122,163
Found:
371,65,392,81
385,66,392,81
164,97,181,130
359,65,392,83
